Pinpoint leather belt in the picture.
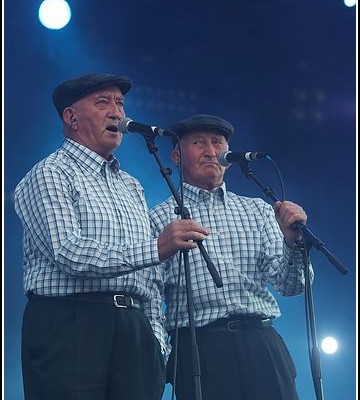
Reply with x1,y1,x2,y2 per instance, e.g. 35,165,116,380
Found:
201,316,273,332
27,292,143,310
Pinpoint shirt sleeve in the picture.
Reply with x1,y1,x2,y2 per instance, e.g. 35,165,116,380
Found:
14,164,161,278
261,202,314,295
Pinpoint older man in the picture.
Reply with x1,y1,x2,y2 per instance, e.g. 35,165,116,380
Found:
14,74,207,400
150,114,313,400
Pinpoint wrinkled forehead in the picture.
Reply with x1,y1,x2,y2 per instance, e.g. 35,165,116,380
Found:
71,86,124,110
181,130,228,142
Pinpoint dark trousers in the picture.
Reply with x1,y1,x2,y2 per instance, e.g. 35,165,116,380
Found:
21,296,165,400
167,320,299,400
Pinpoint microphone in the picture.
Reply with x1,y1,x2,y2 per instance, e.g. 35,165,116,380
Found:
118,117,175,137
218,150,268,166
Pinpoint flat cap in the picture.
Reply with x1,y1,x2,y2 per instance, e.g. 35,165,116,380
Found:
170,114,234,146
52,73,132,119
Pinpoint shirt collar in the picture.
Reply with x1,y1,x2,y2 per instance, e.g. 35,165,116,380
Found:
61,139,120,174
181,181,228,205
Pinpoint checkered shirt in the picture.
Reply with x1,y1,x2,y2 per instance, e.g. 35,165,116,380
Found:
150,182,313,331
14,138,165,347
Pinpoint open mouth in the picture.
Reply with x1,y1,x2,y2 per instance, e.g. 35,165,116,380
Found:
106,125,118,133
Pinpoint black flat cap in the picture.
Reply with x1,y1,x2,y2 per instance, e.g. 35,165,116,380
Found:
52,73,132,119
170,114,234,146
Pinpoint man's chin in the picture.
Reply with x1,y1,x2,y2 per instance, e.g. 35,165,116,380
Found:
106,128,120,137
193,175,222,191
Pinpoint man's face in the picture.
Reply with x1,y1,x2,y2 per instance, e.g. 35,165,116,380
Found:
173,131,229,191
68,86,125,159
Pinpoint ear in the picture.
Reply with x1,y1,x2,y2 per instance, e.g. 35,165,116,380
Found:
63,107,77,126
171,148,180,165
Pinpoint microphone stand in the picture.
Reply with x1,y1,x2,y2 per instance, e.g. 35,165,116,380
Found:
236,159,348,400
237,160,348,275
143,135,223,400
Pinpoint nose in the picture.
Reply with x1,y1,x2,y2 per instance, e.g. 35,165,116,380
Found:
108,101,124,119
204,142,218,157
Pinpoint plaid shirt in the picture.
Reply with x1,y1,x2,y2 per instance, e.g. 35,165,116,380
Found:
14,138,165,348
150,182,313,331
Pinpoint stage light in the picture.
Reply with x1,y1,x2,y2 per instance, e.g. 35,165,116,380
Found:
321,336,338,354
38,0,71,30
343,0,356,6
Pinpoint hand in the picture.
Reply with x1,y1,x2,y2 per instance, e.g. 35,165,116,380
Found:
274,200,307,247
157,220,209,261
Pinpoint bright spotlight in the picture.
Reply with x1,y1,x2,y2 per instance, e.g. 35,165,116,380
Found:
321,336,338,354
38,0,72,30
343,0,356,6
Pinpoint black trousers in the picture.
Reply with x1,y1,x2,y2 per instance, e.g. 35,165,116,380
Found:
167,320,299,400
21,296,165,400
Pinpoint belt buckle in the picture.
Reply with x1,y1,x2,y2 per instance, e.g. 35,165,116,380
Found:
113,294,132,308
227,319,253,331
227,320,242,332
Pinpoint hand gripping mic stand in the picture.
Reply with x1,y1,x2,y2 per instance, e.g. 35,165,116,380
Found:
142,134,223,400
236,159,348,400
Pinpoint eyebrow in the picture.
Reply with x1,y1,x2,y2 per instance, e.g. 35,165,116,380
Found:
92,91,124,101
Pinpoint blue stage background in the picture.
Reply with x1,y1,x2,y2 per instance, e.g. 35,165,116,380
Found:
4,1,356,399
